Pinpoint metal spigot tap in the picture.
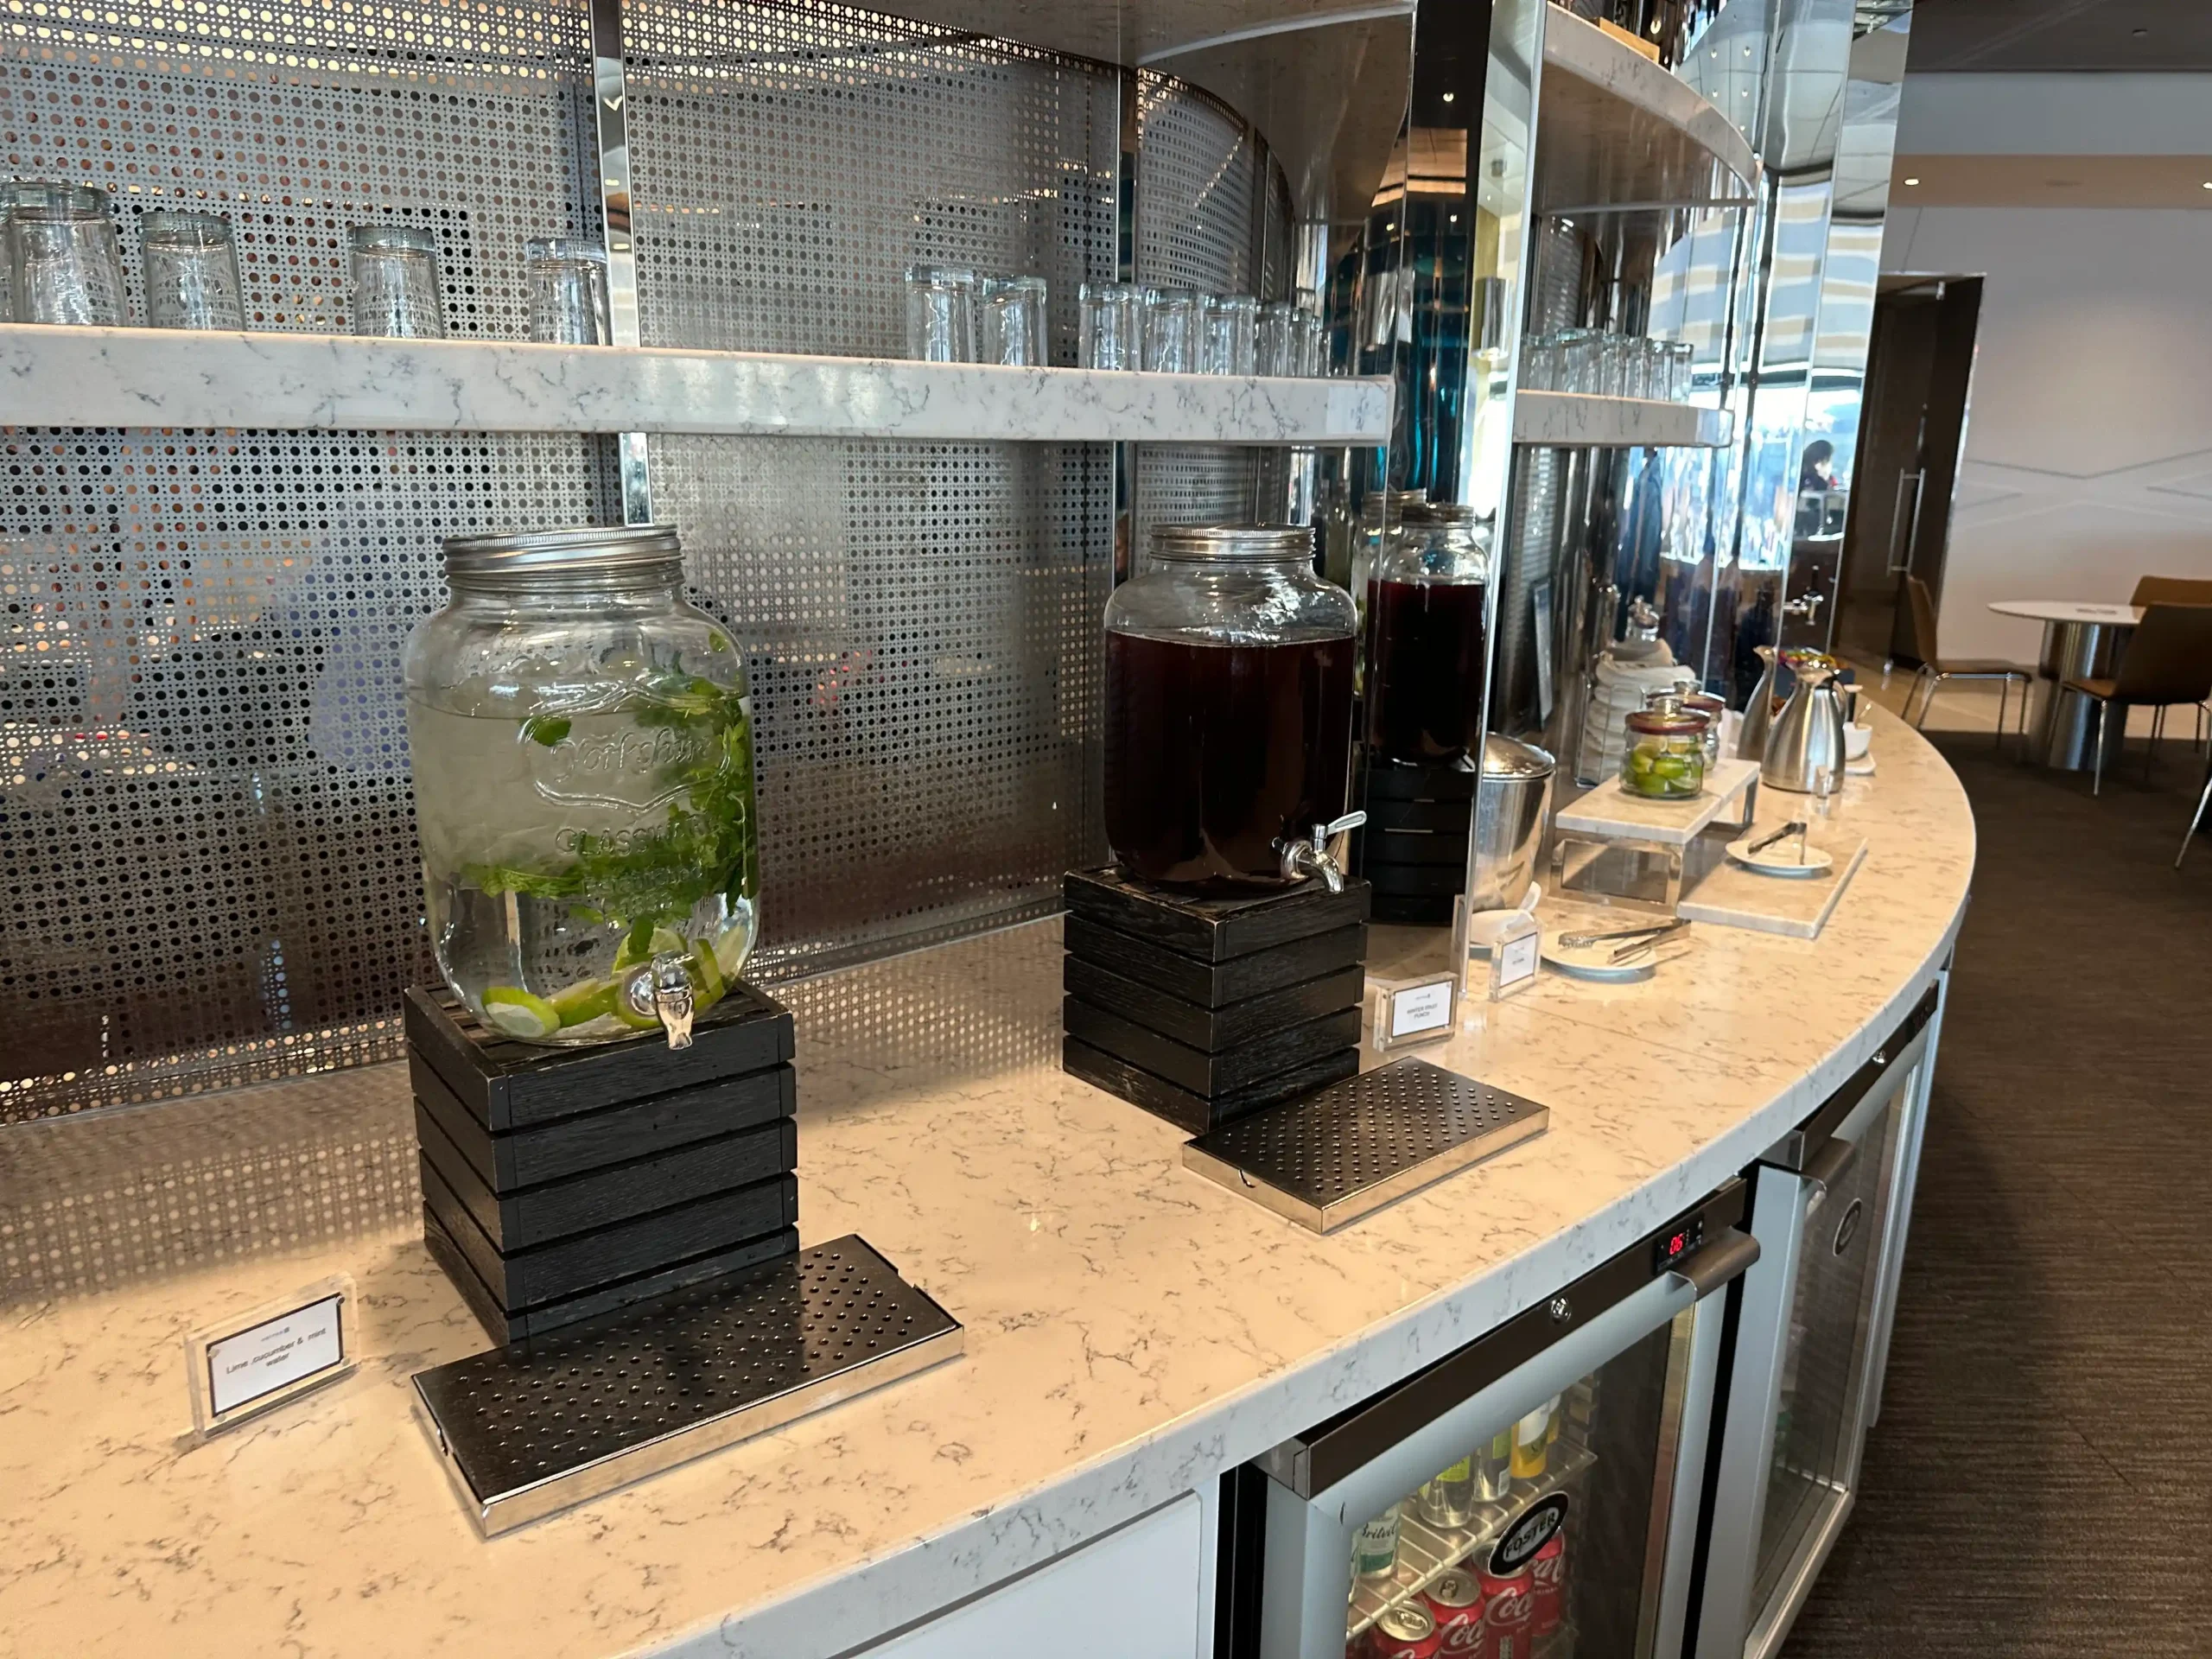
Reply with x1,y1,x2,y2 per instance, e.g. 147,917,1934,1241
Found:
1277,810,1367,893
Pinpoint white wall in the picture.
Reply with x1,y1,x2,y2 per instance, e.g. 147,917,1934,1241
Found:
1882,204,2212,662
1897,73,2212,156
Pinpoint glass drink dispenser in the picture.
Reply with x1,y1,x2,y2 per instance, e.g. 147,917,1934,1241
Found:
1103,524,1357,890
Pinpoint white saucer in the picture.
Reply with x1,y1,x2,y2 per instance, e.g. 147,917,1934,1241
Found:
1541,931,1663,981
1726,833,1835,878
1465,910,1526,957
1847,754,1876,776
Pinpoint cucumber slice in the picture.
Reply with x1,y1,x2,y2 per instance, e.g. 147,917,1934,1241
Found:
549,979,616,1027
481,986,560,1041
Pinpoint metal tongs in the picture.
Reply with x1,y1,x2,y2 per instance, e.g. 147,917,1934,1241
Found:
1558,916,1690,953
1746,819,1808,861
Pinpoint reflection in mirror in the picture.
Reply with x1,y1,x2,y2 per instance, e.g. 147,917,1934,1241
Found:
1346,0,1543,1001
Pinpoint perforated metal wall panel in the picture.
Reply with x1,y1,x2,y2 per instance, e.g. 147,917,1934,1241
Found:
1130,71,1279,556
0,1,610,1119
620,3,1118,974
0,0,1285,1122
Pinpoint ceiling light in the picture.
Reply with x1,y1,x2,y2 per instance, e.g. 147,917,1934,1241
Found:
1441,91,1454,102
2202,181,2212,190
1904,176,1920,186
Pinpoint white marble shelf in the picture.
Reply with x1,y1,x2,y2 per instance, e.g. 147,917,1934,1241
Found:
1513,390,1734,449
1554,756,1761,848
0,323,1394,444
1538,8,1763,213
1680,832,1871,939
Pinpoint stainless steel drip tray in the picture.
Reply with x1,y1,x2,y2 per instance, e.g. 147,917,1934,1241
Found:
410,1235,963,1537
1182,1058,1551,1232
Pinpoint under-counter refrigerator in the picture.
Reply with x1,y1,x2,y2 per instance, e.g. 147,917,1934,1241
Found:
1217,1183,1759,1658
1693,979,1946,1659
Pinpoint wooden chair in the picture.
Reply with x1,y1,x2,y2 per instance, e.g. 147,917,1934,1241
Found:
2063,602,2212,796
1902,575,2033,748
2132,577,2212,747
2132,575,2212,607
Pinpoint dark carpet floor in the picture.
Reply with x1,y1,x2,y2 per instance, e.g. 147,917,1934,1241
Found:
1781,734,2212,1656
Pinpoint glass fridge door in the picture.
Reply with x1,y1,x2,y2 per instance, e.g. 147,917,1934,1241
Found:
1239,1184,1758,1659
1351,1313,1695,1659
1695,988,1939,1659
1744,1077,1906,1648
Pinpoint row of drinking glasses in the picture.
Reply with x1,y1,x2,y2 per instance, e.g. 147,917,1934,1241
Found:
1522,330,1697,402
1077,283,1326,375
902,266,1050,364
0,182,612,341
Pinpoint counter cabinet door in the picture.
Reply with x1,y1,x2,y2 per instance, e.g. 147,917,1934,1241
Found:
858,1491,1210,1659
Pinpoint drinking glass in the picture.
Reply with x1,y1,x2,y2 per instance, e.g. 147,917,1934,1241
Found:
1078,281,1143,369
1257,301,1299,376
1199,293,1258,375
1521,333,1558,391
140,211,244,331
526,237,611,345
980,275,1047,365
1295,306,1327,376
1669,340,1696,402
1598,334,1636,397
349,226,445,338
1143,286,1202,372
8,182,126,326
903,264,977,361
1557,328,1603,394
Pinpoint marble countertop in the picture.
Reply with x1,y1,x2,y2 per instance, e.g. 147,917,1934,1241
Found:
0,703,1974,1659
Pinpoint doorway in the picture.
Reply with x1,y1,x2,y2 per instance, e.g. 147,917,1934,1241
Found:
1833,276,1983,667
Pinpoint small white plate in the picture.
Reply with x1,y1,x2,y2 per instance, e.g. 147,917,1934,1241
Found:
1726,833,1835,878
1541,931,1666,981
1847,754,1876,776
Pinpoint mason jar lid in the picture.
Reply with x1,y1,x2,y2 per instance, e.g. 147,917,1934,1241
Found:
1626,709,1706,736
1413,501,1478,524
1360,487,1428,524
1483,734,1555,780
1149,524,1313,563
442,522,683,581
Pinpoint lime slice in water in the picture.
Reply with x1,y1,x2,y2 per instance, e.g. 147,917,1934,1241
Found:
481,986,561,1040
687,939,727,1011
614,925,689,971
549,979,616,1028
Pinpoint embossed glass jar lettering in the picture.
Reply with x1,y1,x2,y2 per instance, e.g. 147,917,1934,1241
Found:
403,524,759,1046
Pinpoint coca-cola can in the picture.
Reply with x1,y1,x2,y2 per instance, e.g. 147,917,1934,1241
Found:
1368,1600,1442,1659
1421,1568,1485,1655
1530,1531,1567,1637
1478,1565,1535,1659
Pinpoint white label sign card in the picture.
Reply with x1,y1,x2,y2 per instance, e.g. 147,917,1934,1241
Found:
1373,974,1458,1051
1490,918,1541,1001
186,1274,355,1436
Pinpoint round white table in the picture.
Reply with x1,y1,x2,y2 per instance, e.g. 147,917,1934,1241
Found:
1988,599,2145,769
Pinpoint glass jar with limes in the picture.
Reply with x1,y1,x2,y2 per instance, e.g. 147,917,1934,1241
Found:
403,524,759,1047
1619,708,1707,800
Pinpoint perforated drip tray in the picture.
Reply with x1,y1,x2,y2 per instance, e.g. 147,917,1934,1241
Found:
410,1235,962,1537
1181,1058,1551,1232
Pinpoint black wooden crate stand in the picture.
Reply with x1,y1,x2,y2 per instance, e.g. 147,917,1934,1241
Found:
1060,868,1369,1133
404,983,800,1344
1356,758,1477,926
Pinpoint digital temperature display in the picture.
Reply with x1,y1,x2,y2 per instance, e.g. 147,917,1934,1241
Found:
1655,1214,1706,1273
